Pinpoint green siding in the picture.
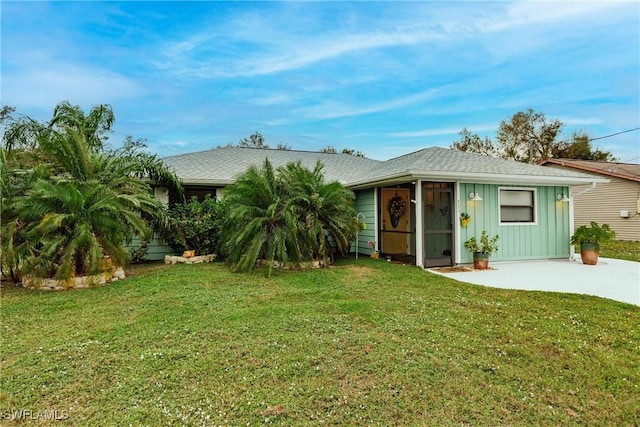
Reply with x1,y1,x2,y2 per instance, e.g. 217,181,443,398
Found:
125,234,173,261
353,189,376,254
459,183,571,262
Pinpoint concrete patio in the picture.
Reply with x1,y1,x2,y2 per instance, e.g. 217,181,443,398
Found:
428,257,640,306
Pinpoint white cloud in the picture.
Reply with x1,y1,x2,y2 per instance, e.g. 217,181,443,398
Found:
260,119,291,126
389,124,496,138
155,1,632,80
3,62,142,110
559,117,603,126
476,1,623,33
252,94,294,107
298,88,442,120
157,27,445,79
3,1,636,164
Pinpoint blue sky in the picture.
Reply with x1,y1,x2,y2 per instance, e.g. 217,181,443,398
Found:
2,1,639,162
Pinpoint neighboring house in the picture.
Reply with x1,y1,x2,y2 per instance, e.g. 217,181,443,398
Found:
539,158,640,241
156,146,604,268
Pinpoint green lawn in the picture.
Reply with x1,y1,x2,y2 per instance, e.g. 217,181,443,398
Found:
600,240,640,262
1,259,638,426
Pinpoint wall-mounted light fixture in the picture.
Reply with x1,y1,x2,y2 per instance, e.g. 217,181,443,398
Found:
468,192,482,201
557,194,570,202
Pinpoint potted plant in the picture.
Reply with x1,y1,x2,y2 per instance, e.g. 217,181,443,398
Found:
464,230,499,270
367,241,379,259
570,222,615,265
460,212,471,228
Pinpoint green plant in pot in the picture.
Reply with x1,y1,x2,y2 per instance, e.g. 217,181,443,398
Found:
464,230,499,270
570,221,615,265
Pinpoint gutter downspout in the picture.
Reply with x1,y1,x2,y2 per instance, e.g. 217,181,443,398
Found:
571,182,597,198
569,182,598,261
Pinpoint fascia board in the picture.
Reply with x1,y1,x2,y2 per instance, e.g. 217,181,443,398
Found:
346,170,609,188
408,171,610,185
180,179,235,186
347,171,413,189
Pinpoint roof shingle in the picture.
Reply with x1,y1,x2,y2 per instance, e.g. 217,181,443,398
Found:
163,146,604,187
539,158,640,182
162,146,382,185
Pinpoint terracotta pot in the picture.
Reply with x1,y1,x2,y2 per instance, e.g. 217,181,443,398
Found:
473,252,489,270
579,243,599,265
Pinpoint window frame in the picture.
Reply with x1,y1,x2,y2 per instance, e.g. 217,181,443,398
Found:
498,187,538,225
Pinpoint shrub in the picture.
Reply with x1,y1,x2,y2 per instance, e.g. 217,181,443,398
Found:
464,230,499,256
1,102,182,281
570,222,616,246
129,238,150,264
219,159,359,276
161,195,221,256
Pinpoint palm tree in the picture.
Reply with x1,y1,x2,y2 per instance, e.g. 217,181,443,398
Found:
16,176,156,279
220,159,306,276
1,102,182,281
280,161,359,265
219,159,359,275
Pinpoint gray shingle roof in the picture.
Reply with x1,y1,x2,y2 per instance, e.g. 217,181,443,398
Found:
162,146,382,185
349,147,605,186
163,146,605,187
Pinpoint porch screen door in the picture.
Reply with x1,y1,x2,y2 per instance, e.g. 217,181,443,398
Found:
423,183,453,267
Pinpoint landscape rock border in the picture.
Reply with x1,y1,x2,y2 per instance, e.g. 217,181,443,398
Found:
164,254,216,264
22,267,126,291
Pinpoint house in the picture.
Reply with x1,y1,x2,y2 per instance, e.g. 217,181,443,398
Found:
156,146,605,267
539,159,640,241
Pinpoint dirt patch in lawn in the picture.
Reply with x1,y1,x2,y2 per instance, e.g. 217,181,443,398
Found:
345,265,377,281
432,266,496,273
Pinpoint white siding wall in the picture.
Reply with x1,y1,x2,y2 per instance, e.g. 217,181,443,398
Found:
154,187,169,204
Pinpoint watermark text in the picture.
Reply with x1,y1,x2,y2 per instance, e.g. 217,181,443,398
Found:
1,408,69,421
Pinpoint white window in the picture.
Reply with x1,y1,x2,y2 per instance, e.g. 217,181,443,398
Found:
499,188,537,225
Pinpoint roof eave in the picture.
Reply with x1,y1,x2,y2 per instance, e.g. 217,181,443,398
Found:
347,171,413,189
179,179,235,186
347,170,609,188
540,159,640,182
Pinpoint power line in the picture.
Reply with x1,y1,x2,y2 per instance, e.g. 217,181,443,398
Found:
621,156,639,163
590,127,640,141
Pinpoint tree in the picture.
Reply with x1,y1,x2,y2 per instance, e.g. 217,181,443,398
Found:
553,132,616,161
223,132,291,150
320,146,366,157
496,109,564,163
219,159,359,276
320,145,337,154
279,161,359,265
238,131,268,149
452,110,617,163
0,105,15,122
450,128,498,156
1,102,182,281
275,143,292,151
219,159,305,276
340,148,366,158
14,174,157,280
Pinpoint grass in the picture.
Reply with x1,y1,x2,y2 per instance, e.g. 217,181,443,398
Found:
1,259,639,426
600,240,640,262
